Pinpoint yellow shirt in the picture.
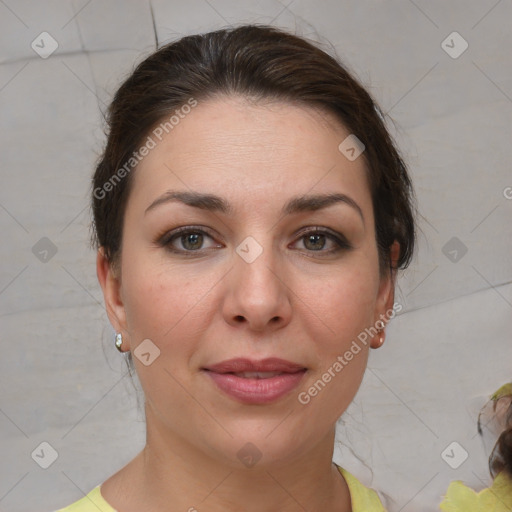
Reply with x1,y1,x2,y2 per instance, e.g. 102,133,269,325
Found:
55,465,386,511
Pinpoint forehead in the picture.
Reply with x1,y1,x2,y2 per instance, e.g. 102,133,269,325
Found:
129,96,372,216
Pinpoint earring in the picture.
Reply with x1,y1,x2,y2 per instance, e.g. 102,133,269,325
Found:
375,329,385,348
115,332,123,352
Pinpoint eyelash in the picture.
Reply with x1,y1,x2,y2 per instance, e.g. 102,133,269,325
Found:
156,225,352,256
293,227,352,255
156,225,221,256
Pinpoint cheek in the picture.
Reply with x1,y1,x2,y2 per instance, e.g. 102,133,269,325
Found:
300,264,378,346
120,264,215,394
293,269,375,421
121,256,219,345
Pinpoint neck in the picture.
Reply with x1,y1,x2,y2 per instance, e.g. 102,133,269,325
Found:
103,410,352,512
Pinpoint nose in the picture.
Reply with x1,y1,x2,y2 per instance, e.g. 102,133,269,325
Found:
221,242,293,333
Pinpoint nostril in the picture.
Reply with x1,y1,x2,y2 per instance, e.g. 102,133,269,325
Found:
234,315,245,323
270,316,281,323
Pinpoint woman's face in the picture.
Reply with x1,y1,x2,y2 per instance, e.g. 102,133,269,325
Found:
98,95,396,468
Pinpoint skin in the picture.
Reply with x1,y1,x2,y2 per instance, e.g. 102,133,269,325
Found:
97,95,399,512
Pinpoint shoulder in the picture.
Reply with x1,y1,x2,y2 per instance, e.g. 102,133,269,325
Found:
55,485,116,512
336,465,387,511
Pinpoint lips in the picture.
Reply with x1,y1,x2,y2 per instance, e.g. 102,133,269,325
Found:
203,357,306,375
230,371,285,379
202,358,307,404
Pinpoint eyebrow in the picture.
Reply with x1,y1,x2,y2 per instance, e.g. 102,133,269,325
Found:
145,190,364,224
283,193,364,224
145,191,233,215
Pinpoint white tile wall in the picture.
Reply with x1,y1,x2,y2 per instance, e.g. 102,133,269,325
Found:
1,1,511,511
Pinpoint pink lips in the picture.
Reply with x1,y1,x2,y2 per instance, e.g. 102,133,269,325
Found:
202,357,307,404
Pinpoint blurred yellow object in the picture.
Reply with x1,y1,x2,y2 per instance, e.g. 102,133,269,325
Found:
478,382,512,436
440,382,512,510
440,471,512,511
490,383,512,402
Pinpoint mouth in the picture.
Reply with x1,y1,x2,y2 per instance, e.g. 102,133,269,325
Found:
202,358,307,404
217,371,298,379
202,357,307,374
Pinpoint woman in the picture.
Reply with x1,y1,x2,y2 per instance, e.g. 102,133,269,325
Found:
57,24,416,511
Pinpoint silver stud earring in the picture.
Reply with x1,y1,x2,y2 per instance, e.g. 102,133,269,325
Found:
115,332,123,352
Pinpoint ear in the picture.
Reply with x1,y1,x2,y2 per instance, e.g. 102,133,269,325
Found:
370,240,400,349
96,247,130,350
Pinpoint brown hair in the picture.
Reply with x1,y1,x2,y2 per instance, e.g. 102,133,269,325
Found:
92,24,416,277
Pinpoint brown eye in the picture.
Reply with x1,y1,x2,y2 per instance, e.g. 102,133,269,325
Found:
291,228,352,255
158,226,223,254
303,233,326,251
180,232,204,250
